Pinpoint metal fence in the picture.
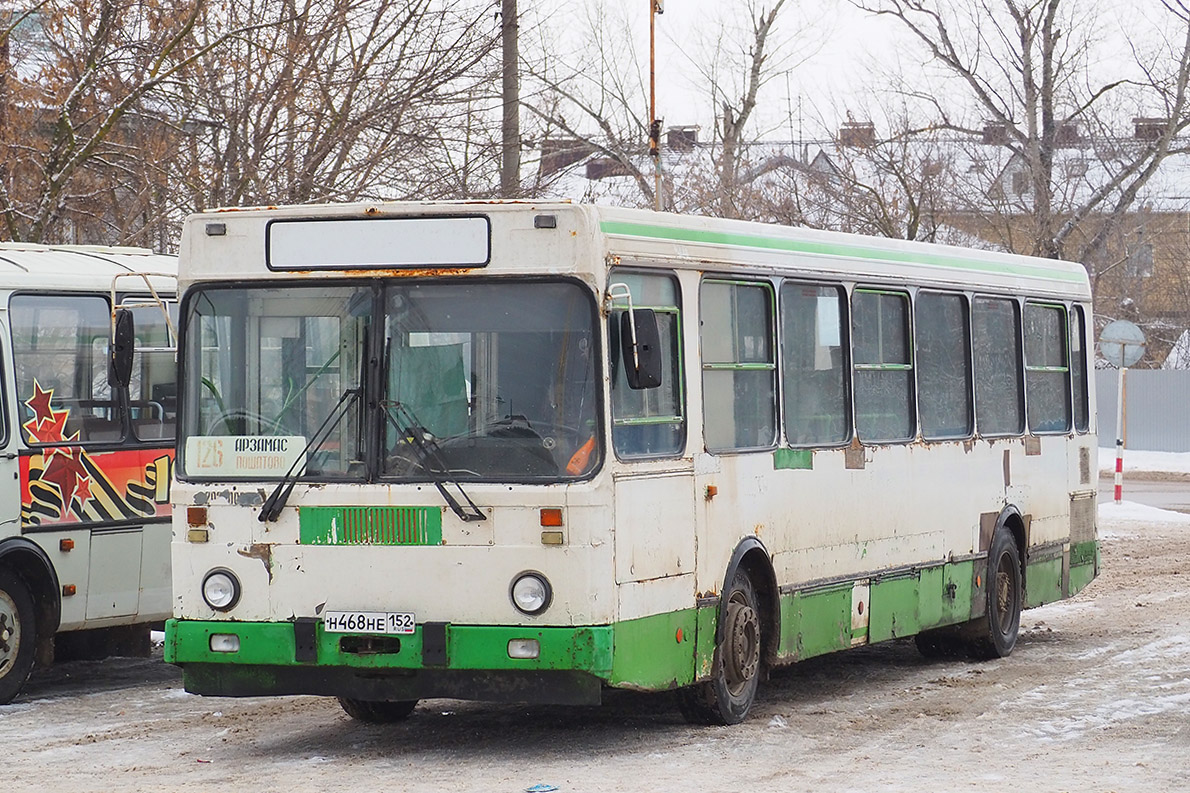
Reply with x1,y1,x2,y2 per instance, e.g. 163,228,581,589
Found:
1096,369,1190,452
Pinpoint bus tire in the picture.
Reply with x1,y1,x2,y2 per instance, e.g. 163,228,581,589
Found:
337,697,419,723
677,569,762,725
967,526,1022,660
0,568,37,705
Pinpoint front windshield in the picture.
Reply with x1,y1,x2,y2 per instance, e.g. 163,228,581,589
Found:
382,281,599,481
182,285,368,479
180,280,600,483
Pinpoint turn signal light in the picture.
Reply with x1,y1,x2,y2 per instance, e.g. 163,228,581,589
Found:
187,506,208,527
59,538,75,552
540,508,563,527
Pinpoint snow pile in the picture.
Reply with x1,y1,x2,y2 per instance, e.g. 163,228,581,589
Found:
1099,500,1190,525
1097,448,1190,477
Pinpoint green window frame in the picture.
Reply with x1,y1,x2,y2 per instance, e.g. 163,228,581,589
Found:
972,296,1025,437
1070,304,1090,433
779,281,850,447
1024,301,1072,434
608,269,686,459
916,291,973,440
700,278,777,452
852,288,914,442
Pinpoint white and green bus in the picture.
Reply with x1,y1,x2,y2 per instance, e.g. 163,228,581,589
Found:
165,202,1097,724
0,243,177,704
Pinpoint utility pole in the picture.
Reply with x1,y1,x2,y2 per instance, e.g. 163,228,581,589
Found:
500,0,520,198
648,0,663,211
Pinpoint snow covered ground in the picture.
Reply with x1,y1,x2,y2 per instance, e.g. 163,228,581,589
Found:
3,451,1187,792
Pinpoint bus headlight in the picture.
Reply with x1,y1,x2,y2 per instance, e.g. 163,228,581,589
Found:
510,572,552,615
202,568,241,611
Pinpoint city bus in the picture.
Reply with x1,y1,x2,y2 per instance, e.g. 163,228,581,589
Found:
0,243,177,704
164,202,1097,724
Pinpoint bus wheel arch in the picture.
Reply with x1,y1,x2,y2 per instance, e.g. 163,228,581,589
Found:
0,540,61,673
679,538,777,725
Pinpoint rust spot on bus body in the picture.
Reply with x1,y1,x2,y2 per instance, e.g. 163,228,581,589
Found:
284,267,481,279
237,543,273,583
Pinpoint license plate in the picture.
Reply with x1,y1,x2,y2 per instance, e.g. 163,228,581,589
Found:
321,611,416,635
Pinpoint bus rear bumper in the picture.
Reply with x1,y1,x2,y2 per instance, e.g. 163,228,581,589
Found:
165,618,613,705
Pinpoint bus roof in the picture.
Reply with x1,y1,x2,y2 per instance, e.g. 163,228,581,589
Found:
181,200,1090,301
0,242,177,293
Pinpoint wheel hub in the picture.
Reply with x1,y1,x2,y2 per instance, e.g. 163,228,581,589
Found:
723,599,760,690
0,594,18,663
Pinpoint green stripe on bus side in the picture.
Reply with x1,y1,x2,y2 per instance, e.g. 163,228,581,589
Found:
1025,556,1064,609
775,560,977,662
608,609,698,689
773,448,813,470
599,220,1087,283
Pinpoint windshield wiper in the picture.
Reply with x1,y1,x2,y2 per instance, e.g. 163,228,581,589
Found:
382,400,486,523
259,387,361,522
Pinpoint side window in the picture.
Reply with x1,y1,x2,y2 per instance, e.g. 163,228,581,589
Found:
130,301,178,441
1024,302,1071,433
916,292,973,440
780,282,849,446
609,270,685,458
1070,304,1090,433
972,297,1024,436
852,289,913,442
700,279,776,451
11,294,122,444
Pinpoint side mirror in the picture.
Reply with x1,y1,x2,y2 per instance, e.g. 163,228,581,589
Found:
110,308,135,388
620,308,662,389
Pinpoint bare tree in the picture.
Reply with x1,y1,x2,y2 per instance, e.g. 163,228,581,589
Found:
171,0,501,213
850,0,1190,264
520,2,656,205
693,0,789,218
0,1,220,244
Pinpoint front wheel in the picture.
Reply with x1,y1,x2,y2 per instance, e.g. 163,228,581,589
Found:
337,697,419,723
967,526,1022,660
0,569,37,705
678,570,762,725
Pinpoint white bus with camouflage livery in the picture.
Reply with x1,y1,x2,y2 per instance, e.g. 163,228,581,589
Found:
0,243,176,704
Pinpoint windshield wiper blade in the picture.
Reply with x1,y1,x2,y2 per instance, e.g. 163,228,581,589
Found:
259,387,361,522
382,400,486,523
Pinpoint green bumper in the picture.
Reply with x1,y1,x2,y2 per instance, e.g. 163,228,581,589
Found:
165,618,618,704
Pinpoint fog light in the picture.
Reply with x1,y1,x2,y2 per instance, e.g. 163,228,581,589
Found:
209,634,241,653
510,572,552,615
202,568,241,611
508,639,541,659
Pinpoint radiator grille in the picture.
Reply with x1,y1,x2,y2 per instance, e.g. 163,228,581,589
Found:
299,506,443,546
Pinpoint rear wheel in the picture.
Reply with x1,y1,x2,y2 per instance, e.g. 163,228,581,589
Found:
967,526,1022,660
337,697,419,723
0,569,36,705
678,569,762,725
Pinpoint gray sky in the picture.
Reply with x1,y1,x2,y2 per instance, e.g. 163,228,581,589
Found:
538,0,1179,142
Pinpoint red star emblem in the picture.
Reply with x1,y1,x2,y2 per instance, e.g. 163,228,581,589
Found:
73,473,93,508
24,380,56,425
24,410,69,444
41,450,88,507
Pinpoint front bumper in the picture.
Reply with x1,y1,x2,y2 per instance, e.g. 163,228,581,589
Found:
165,619,615,704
